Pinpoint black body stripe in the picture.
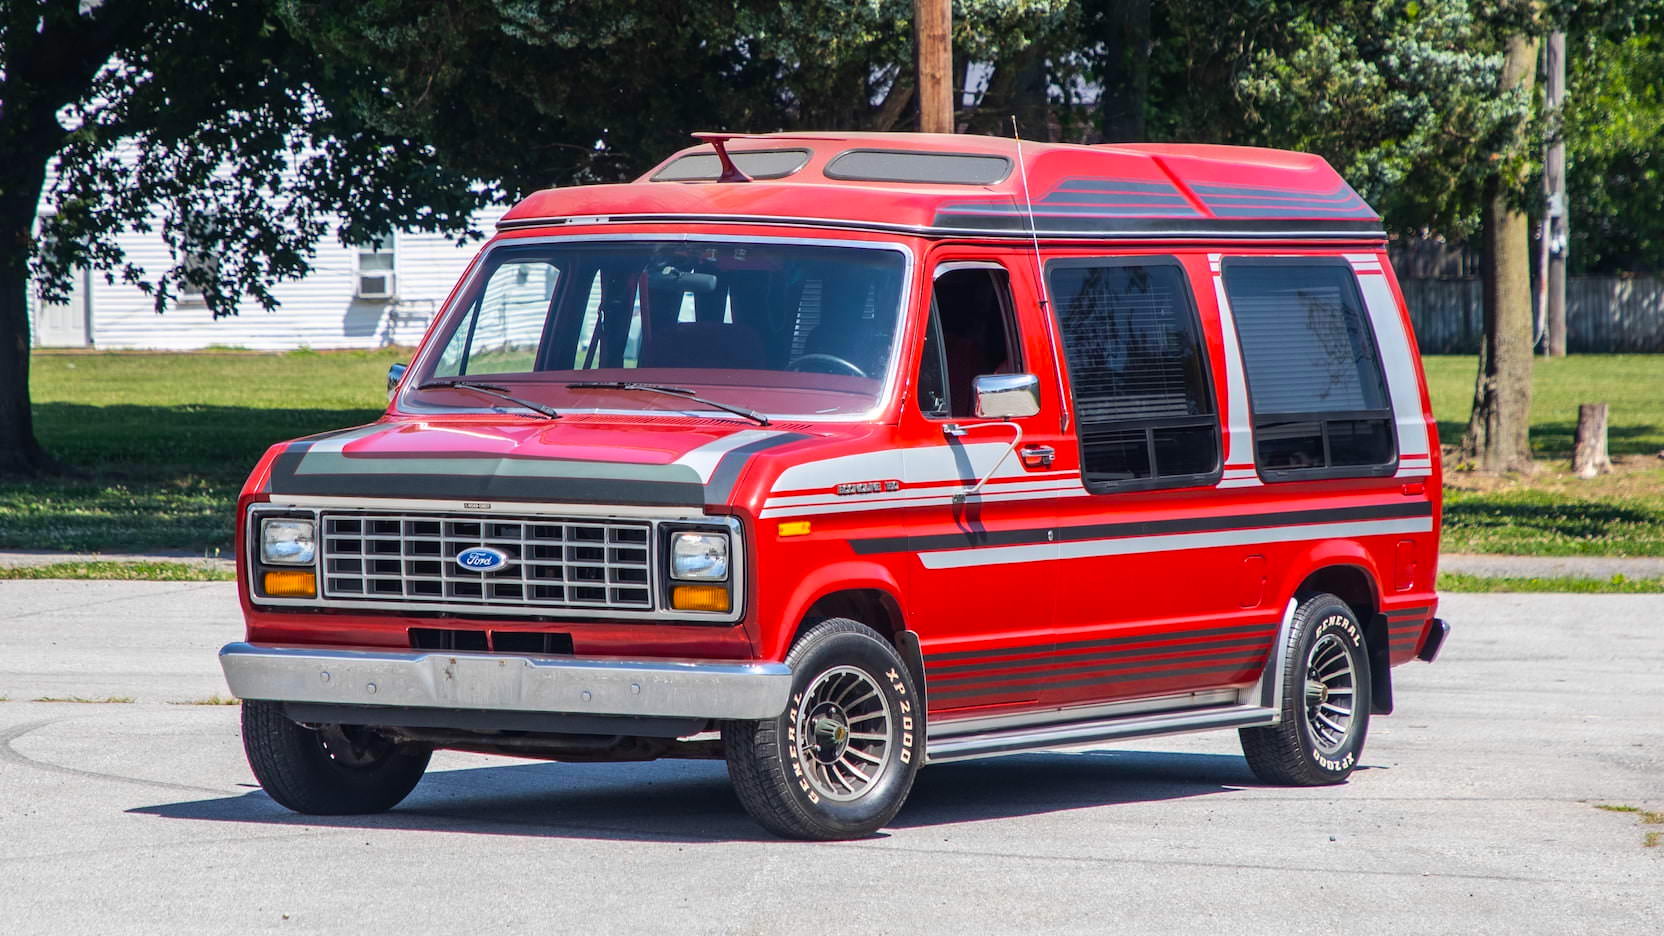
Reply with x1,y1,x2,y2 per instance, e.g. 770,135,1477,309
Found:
928,647,1267,688
854,500,1433,557
266,462,707,507
497,211,1389,241
923,622,1275,664
703,433,811,504
932,661,1263,702
1385,606,1431,619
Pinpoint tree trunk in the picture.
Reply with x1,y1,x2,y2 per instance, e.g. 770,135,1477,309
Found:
1098,0,1151,141
1460,34,1539,473
1571,403,1612,478
0,138,57,476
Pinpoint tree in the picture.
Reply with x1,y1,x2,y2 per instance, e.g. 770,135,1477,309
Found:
1565,28,1664,273
0,0,490,476
276,1,1073,193
1462,29,1540,472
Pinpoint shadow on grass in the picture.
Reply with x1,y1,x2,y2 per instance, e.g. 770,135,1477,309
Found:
30,403,382,479
2,403,381,552
1436,419,1663,458
1444,495,1659,538
130,749,1252,843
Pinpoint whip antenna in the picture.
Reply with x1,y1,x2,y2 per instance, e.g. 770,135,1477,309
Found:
1012,116,1070,433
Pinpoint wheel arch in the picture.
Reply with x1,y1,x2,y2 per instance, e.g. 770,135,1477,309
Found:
772,564,926,728
1286,551,1393,716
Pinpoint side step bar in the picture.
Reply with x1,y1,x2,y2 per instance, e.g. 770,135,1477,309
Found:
925,703,1278,764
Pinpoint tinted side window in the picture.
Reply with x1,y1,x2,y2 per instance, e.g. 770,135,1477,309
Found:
919,268,1021,419
1049,261,1219,490
1223,262,1395,478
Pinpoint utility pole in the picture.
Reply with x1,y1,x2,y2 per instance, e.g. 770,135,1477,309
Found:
1544,30,1568,357
915,0,953,133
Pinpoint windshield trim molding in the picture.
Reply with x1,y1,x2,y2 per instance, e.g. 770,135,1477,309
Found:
396,232,918,425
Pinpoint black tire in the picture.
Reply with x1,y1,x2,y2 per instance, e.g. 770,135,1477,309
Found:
723,618,922,840
241,700,432,814
1239,592,1373,786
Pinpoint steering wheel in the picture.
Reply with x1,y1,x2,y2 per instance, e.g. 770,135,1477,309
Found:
788,353,867,378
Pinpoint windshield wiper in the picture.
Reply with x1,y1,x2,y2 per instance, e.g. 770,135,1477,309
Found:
417,380,560,419
565,381,770,427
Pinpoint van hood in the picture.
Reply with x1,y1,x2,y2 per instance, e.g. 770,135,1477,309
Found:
263,417,816,509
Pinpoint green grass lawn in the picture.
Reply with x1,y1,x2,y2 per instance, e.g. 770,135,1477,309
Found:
3,350,1662,556
2,349,404,552
1424,355,1664,556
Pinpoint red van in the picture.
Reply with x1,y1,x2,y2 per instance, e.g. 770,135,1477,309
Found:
221,132,1448,840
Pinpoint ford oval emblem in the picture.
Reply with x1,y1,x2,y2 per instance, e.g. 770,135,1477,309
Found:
455,546,508,572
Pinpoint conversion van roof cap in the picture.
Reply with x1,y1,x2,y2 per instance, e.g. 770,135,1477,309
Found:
498,131,1384,241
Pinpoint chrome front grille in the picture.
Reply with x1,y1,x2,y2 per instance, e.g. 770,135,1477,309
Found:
320,512,654,611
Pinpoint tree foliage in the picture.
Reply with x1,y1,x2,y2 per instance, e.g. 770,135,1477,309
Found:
276,0,1072,193
1564,29,1664,273
28,0,493,316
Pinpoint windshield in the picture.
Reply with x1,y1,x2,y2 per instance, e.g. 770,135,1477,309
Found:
411,239,909,418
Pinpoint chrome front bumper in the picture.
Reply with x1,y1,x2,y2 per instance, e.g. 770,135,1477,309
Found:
219,643,793,721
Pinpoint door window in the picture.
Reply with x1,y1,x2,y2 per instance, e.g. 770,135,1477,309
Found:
917,267,1021,419
1048,259,1220,491
1221,261,1395,479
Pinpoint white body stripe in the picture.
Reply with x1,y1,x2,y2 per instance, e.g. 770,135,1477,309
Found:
1209,264,1261,487
1351,259,1432,460
674,429,787,482
918,516,1434,570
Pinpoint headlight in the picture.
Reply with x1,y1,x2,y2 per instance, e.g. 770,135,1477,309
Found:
670,531,729,581
261,518,316,565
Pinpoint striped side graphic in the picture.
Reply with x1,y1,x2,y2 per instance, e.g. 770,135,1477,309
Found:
1191,182,1379,220
1386,606,1432,655
924,622,1277,705
267,425,808,507
761,441,1084,519
848,501,1434,570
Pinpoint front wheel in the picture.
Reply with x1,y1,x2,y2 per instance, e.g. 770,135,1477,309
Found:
241,700,432,814
723,619,922,840
1239,592,1373,786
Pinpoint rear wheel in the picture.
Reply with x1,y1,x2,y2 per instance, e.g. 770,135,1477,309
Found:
1240,592,1372,786
724,618,922,840
242,700,431,814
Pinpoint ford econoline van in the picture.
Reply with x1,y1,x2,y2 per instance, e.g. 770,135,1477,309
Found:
221,131,1448,840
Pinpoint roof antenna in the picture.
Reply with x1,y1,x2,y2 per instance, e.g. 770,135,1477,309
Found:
690,131,752,183
1012,116,1070,433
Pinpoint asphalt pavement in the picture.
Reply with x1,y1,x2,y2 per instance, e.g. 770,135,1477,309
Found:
0,581,1658,935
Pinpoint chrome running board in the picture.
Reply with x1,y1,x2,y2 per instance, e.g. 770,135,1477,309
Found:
923,702,1278,764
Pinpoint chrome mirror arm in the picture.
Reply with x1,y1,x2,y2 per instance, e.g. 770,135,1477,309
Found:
943,420,1025,501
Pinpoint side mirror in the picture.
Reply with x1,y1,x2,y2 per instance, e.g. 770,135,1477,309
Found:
386,362,408,398
973,373,1040,419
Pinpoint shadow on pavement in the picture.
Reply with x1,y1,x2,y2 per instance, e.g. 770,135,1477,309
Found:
128,748,1251,842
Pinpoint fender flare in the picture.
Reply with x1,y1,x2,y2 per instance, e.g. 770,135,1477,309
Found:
1271,540,1393,716
768,559,908,662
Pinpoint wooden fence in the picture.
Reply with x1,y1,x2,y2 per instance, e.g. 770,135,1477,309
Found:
1400,276,1664,353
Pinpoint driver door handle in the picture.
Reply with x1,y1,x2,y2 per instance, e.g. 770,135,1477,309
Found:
1018,444,1055,469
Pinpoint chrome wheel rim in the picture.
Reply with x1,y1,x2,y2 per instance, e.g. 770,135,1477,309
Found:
1302,631,1356,755
793,665,892,802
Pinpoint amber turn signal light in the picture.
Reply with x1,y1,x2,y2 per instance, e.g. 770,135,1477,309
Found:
263,569,317,598
671,584,731,613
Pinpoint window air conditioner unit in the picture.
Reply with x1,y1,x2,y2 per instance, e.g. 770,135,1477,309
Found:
357,272,396,299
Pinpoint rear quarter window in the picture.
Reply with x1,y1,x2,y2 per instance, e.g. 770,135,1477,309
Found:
1222,260,1396,480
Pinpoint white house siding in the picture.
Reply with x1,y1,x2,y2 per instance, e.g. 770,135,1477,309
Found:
29,138,509,350
70,208,504,351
